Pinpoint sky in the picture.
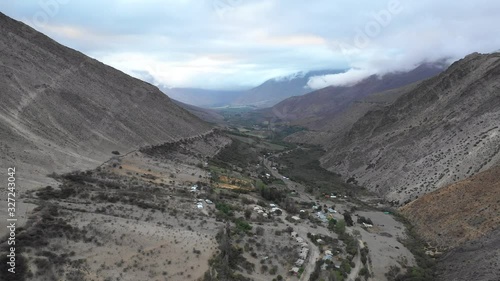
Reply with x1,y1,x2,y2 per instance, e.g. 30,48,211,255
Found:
1,0,500,90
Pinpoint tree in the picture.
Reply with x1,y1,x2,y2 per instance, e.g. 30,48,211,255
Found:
335,219,346,235
328,218,337,231
343,212,354,226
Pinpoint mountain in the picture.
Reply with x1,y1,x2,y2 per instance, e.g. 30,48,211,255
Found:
160,70,346,109
267,63,446,130
0,12,211,189
232,69,345,108
283,81,426,148
161,86,244,108
400,165,500,281
320,52,500,203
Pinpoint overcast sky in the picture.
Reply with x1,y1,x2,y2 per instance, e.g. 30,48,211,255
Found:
1,0,500,89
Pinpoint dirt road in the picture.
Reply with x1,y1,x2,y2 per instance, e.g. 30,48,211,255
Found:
263,156,318,281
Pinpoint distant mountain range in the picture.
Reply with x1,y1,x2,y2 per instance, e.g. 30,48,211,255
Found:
266,63,447,129
159,69,345,108
160,87,243,108
231,69,345,108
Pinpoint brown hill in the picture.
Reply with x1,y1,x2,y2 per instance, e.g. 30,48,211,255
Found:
0,12,211,189
401,166,500,281
321,52,500,203
400,165,500,248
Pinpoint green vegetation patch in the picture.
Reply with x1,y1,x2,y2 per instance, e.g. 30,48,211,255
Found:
272,146,362,196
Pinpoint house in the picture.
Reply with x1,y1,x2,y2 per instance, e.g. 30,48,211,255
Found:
291,216,301,221
316,212,328,222
257,209,264,214
205,199,213,204
316,239,324,244
296,237,304,243
362,222,373,228
323,254,333,261
270,203,277,208
295,259,305,266
271,207,281,213
327,208,336,213
197,203,203,209
325,250,333,256
299,209,306,213
254,206,262,211
290,267,300,275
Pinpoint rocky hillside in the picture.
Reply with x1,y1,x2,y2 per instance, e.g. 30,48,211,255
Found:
321,53,500,203
0,12,211,189
284,82,421,146
400,165,500,281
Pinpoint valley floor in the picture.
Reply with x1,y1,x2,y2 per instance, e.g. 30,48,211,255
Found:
2,131,429,281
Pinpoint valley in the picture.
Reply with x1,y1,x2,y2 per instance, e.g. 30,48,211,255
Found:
1,5,499,281
2,128,437,281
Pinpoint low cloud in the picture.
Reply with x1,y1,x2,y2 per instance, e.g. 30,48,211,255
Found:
307,69,374,89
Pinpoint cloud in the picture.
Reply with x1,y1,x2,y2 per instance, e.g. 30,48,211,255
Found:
1,0,500,89
307,69,375,89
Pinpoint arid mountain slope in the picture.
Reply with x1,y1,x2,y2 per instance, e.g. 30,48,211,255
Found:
0,13,210,189
400,165,500,248
400,165,500,281
267,63,445,129
322,53,500,203
284,82,421,146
